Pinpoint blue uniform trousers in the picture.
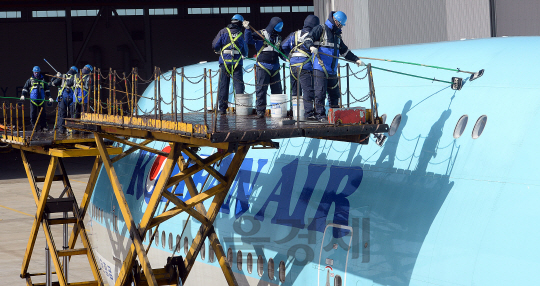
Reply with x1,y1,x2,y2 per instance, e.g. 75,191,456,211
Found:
56,93,72,132
290,66,315,117
313,70,340,119
30,102,47,129
218,64,245,112
255,66,282,115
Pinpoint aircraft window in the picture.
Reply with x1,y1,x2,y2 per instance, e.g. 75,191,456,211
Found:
201,242,206,260
176,235,181,252
334,275,342,286
388,114,402,136
472,115,487,139
237,250,242,271
268,258,274,280
209,244,215,263
161,231,166,248
227,248,233,266
155,231,159,246
114,215,118,231
168,233,173,251
247,253,253,274
184,237,189,255
279,261,285,282
453,115,468,138
257,255,264,277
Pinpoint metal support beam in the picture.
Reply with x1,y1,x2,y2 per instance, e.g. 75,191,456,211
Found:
75,8,103,66
95,133,161,286
112,8,146,65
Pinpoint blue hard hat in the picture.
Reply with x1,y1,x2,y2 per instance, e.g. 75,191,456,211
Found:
84,64,93,71
231,14,243,22
274,21,283,32
70,66,78,73
333,11,347,27
32,66,41,73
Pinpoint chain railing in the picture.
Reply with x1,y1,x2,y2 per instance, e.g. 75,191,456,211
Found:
2,62,380,141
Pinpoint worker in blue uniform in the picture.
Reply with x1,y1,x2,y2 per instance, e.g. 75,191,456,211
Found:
282,15,320,119
304,11,365,122
245,17,287,118
72,64,93,134
21,66,52,131
212,14,249,115
50,66,78,134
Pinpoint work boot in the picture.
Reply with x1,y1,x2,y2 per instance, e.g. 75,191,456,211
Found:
256,112,265,119
307,115,317,121
318,117,328,123
42,127,49,132
220,110,227,115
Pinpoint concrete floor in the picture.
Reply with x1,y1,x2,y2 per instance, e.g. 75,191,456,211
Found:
0,149,99,285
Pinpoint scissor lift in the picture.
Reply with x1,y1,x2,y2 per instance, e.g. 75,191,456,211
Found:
3,64,389,286
0,131,122,286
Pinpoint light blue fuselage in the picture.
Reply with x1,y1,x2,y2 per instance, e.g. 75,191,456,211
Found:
87,37,540,286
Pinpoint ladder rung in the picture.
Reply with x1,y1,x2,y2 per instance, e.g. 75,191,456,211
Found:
32,282,98,286
45,197,76,213
48,217,77,225
58,248,87,257
27,271,57,276
35,175,64,182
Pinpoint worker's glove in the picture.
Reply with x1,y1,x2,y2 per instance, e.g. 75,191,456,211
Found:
20,95,24,100
310,46,318,56
49,97,53,103
57,96,62,102
356,59,366,67
242,20,250,29
56,72,61,77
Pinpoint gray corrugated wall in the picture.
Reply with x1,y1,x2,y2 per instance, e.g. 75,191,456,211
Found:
314,0,491,49
494,0,540,36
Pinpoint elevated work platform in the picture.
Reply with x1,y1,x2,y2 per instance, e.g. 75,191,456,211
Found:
2,64,390,286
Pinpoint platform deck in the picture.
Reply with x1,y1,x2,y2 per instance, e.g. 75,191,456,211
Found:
65,112,388,144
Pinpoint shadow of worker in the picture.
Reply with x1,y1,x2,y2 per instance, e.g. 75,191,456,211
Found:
414,109,452,173
376,100,412,167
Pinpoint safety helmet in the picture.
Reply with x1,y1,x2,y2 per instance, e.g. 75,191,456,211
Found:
231,14,243,22
70,66,78,73
333,11,347,28
274,21,283,32
84,64,93,71
32,66,41,73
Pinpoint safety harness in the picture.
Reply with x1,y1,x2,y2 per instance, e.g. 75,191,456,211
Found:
289,30,312,80
29,78,46,106
58,74,74,99
313,26,340,89
220,28,244,76
256,29,281,77
74,74,90,104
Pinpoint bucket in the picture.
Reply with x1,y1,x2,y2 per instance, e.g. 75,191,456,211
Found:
292,96,305,121
269,94,287,118
235,94,253,116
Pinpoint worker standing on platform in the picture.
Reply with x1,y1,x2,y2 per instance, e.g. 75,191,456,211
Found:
245,17,286,118
72,64,93,133
21,66,52,131
282,15,320,120
304,11,365,122
50,66,77,134
212,14,249,115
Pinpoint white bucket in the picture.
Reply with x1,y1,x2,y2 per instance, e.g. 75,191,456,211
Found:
235,94,253,116
269,94,287,118
292,96,305,121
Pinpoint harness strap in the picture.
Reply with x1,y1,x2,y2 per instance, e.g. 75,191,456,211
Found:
256,62,279,77
221,28,243,75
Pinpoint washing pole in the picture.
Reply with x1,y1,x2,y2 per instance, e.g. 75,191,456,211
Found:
318,51,463,90
248,25,289,61
356,55,484,80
